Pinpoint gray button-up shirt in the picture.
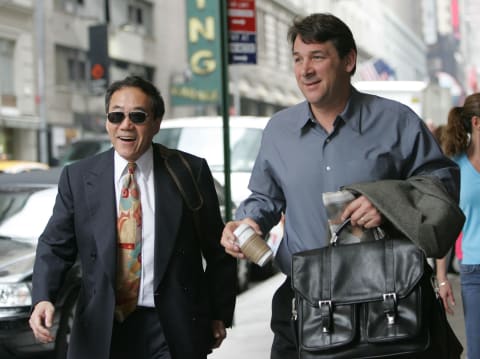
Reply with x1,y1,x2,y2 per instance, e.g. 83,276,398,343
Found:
236,87,459,275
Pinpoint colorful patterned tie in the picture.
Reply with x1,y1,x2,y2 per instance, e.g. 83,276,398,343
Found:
115,162,142,322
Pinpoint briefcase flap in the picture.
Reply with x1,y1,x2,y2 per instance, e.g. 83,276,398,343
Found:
292,238,425,306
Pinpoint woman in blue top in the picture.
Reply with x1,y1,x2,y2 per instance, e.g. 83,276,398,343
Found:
437,92,480,359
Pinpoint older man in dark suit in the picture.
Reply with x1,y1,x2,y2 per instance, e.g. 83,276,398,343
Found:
29,76,236,359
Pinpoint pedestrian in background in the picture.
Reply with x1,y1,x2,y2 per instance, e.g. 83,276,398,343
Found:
29,76,237,358
436,92,480,359
220,13,460,358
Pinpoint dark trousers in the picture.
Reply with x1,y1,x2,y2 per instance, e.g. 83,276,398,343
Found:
270,277,297,359
110,306,171,359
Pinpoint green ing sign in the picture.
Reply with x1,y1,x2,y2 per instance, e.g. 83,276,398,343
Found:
171,0,221,106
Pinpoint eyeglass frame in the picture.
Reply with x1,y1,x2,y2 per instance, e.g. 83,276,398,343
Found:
106,111,149,124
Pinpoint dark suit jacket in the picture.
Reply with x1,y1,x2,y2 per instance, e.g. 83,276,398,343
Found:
32,143,237,359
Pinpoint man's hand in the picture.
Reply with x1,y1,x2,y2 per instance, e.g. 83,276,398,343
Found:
29,301,55,343
220,218,262,259
211,320,227,348
341,195,382,228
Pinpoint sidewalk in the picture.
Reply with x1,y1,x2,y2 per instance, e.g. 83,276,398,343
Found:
211,272,467,359
210,273,285,359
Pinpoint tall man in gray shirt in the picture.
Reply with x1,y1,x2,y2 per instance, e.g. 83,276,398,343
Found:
220,13,459,359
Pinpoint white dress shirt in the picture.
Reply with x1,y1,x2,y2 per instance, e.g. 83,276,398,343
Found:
114,147,156,307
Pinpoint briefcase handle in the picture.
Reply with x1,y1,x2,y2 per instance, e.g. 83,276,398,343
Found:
330,218,385,245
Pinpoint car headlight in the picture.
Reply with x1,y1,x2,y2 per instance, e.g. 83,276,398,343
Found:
0,282,32,307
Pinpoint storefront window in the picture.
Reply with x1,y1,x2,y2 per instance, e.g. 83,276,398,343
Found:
0,38,15,101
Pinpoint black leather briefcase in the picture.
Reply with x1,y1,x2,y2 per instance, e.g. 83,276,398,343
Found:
291,220,435,358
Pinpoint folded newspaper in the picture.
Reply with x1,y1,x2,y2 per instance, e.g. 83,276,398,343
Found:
322,190,379,244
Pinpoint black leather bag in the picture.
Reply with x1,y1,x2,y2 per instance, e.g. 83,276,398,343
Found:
291,220,436,358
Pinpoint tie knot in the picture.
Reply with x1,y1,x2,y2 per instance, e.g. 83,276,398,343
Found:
127,162,136,174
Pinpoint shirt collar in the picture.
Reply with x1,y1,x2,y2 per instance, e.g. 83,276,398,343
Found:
114,145,154,183
292,101,313,131
339,86,363,133
294,86,363,134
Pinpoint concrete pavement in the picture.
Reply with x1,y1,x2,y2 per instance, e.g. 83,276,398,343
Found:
210,272,467,359
210,273,283,359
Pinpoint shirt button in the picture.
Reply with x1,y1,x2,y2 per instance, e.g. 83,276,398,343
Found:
326,166,331,171
326,138,331,143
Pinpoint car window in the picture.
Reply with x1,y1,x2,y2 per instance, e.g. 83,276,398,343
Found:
0,190,31,223
230,129,263,172
59,140,111,165
0,187,57,242
157,128,182,149
155,127,263,172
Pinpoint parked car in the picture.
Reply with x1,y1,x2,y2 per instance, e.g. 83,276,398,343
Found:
155,116,268,206
0,167,79,359
0,160,49,174
154,116,282,286
56,136,111,166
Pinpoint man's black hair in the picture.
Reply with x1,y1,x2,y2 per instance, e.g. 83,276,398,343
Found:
105,76,165,120
288,13,357,75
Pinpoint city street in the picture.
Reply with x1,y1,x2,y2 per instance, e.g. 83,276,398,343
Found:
211,272,467,359
2,2,476,358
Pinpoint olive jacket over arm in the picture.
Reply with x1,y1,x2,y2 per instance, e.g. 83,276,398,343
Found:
345,175,465,258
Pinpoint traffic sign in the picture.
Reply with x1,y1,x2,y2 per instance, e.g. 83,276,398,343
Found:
228,33,257,64
228,0,257,65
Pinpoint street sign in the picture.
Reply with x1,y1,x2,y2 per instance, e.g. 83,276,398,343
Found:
229,32,257,64
171,0,222,106
228,0,257,65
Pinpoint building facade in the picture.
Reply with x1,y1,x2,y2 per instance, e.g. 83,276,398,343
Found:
0,0,306,162
0,0,38,161
3,0,471,162
459,0,480,94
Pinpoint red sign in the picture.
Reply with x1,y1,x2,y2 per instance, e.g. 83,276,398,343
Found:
228,0,256,33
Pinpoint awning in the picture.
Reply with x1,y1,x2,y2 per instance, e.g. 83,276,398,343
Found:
270,89,287,104
237,79,252,94
254,84,269,101
285,91,302,106
230,79,255,98
229,75,302,105
0,114,41,130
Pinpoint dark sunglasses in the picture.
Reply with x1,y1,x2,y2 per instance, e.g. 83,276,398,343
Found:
107,111,148,124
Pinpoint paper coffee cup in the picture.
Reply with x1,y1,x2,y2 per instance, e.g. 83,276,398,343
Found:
234,223,273,267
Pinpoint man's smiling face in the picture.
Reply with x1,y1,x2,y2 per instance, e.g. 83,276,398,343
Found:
106,86,160,162
292,37,354,110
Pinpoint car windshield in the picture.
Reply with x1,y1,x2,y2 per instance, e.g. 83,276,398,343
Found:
0,187,57,242
59,139,111,165
155,127,263,172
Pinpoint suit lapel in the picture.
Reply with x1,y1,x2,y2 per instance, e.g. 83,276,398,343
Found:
83,150,117,288
153,144,183,289
81,145,184,291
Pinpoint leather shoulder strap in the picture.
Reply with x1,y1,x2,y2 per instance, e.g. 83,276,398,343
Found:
156,143,204,241
157,144,204,212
